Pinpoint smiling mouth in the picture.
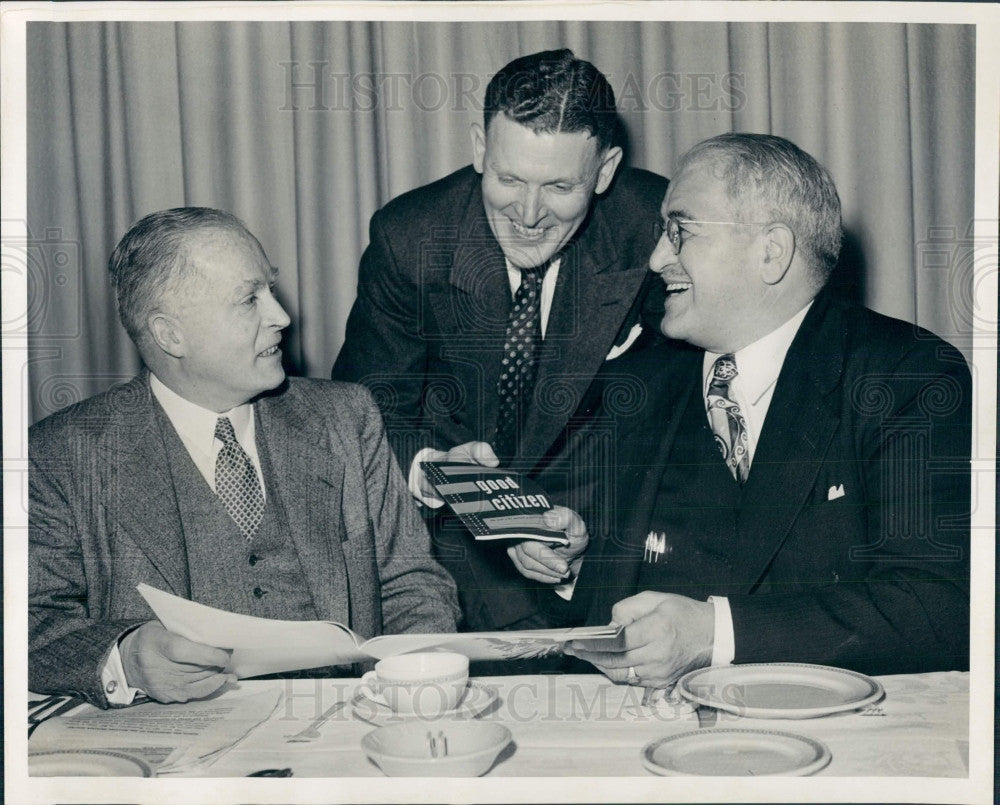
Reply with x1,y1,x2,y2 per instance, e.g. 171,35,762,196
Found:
510,220,548,240
257,345,281,358
663,280,692,296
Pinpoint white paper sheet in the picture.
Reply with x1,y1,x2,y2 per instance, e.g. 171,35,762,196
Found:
29,686,283,774
138,583,623,676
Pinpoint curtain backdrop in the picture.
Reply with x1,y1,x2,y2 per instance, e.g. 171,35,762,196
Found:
26,20,975,422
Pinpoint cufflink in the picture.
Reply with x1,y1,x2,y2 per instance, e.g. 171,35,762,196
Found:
105,679,118,694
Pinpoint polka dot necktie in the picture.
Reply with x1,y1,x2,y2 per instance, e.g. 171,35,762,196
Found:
214,416,264,541
706,354,751,484
493,263,546,463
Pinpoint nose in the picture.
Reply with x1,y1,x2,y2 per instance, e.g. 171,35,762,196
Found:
518,186,545,227
649,231,679,274
265,292,291,329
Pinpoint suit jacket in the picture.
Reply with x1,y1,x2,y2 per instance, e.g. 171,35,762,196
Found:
29,374,460,706
331,164,669,475
571,290,971,675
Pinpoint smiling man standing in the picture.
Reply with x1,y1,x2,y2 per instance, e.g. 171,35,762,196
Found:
29,208,459,707
332,50,668,633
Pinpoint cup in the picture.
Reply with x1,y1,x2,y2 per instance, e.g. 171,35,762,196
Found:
362,652,469,716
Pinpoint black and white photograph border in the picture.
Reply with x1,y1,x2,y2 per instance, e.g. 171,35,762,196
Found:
2,2,997,804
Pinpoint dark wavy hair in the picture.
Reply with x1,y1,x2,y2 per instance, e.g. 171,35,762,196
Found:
484,49,620,151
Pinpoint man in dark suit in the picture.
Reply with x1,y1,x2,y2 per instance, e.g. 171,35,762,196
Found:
29,208,459,708
511,134,970,684
331,49,668,632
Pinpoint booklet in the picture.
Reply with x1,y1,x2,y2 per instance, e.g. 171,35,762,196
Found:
138,584,623,679
420,461,570,545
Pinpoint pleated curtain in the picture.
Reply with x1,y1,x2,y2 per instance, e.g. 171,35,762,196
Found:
26,21,975,422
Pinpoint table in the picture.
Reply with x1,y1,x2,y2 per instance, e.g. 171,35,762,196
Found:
30,671,969,778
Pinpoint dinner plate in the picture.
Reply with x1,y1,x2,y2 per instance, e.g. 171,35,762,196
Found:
351,681,498,725
642,729,831,776
678,663,884,719
29,749,153,777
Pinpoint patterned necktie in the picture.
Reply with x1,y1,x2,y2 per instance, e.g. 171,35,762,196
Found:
494,263,546,462
706,354,751,484
214,416,264,541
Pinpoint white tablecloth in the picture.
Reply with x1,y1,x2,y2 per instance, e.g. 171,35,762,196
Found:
114,670,967,778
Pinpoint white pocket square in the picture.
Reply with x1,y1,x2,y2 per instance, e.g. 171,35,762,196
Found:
605,323,643,361
827,484,846,501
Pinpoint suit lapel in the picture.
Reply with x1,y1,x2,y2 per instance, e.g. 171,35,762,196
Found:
586,349,700,620
522,204,648,462
256,385,349,623
735,295,845,586
103,374,190,595
425,190,511,436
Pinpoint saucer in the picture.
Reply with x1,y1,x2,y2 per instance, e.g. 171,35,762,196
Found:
351,681,498,725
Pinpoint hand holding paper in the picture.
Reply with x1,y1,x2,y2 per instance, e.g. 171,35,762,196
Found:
120,621,235,704
566,591,714,690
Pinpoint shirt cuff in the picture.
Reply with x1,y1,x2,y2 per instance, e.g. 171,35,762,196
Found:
408,447,445,509
101,642,146,706
707,595,735,666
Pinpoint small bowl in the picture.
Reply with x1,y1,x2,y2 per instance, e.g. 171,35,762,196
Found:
361,721,512,777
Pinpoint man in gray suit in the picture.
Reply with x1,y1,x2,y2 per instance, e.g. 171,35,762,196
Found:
29,208,460,708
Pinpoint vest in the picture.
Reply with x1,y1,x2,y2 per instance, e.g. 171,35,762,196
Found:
155,405,319,620
635,382,744,599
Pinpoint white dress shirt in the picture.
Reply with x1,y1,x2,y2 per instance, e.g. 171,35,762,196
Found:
102,374,265,704
408,258,561,505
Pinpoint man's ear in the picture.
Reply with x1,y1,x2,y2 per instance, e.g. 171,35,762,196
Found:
594,146,624,195
148,312,185,358
760,223,795,285
470,123,486,174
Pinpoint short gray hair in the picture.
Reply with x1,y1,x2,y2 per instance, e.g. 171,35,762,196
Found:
677,133,843,279
108,207,252,346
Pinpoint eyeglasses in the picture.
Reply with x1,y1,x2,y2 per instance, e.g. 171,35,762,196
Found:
654,218,765,255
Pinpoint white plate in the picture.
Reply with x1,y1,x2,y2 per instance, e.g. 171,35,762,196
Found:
351,681,498,725
642,729,831,776
29,749,153,777
678,663,884,719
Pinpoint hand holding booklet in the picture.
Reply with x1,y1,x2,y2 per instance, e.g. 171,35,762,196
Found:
420,460,570,545
138,584,622,678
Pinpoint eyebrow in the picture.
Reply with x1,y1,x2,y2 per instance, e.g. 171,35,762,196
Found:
665,208,696,222
488,161,583,185
234,269,278,297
